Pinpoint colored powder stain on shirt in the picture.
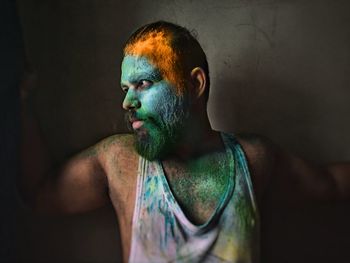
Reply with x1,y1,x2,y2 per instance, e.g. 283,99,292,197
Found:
129,133,259,262
213,237,240,262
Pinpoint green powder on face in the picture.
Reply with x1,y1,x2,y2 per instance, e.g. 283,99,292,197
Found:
121,55,189,161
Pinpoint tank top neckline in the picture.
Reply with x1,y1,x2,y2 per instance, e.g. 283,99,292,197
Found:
153,132,236,234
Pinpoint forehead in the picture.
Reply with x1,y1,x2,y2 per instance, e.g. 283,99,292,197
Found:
121,55,159,83
123,31,184,94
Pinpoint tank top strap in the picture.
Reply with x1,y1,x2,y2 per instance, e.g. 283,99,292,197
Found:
221,132,258,215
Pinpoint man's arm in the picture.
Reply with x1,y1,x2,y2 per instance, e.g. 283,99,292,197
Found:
325,162,350,200
238,134,350,207
19,70,110,215
24,146,109,215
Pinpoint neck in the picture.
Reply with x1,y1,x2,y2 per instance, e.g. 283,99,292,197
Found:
164,112,225,162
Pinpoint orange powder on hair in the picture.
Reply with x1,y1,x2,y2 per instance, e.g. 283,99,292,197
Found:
124,30,185,95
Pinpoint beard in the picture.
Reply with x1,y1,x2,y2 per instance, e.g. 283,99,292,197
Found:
125,95,189,161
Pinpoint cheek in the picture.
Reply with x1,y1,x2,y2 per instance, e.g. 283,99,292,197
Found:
141,86,176,115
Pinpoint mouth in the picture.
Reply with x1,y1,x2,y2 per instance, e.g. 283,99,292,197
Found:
131,119,144,130
128,115,145,130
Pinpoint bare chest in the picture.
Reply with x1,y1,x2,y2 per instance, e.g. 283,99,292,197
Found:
163,154,230,225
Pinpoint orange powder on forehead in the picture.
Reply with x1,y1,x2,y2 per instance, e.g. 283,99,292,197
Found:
124,30,185,95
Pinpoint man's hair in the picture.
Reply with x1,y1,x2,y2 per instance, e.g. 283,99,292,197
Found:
123,21,210,101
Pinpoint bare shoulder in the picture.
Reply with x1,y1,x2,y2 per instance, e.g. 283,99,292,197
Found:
235,133,278,204
95,134,139,182
94,133,137,167
236,133,277,164
96,133,135,155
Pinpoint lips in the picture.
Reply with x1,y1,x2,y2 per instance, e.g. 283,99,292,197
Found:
132,120,144,130
128,115,145,130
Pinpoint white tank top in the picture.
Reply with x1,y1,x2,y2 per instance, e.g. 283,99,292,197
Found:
128,133,259,263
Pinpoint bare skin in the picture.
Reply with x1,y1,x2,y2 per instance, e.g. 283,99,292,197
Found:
20,67,350,263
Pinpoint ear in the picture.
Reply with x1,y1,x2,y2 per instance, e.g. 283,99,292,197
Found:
190,67,207,99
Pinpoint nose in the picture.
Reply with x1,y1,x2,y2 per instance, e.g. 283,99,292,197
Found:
122,89,141,111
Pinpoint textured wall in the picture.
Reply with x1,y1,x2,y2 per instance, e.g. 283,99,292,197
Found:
17,0,350,262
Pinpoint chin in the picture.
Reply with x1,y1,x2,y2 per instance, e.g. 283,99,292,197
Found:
134,141,165,161
133,129,170,161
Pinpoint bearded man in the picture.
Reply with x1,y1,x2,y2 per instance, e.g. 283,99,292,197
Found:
20,21,350,263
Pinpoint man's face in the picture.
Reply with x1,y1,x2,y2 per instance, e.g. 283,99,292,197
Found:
121,55,189,160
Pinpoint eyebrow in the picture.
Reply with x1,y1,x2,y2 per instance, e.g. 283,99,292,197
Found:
122,70,162,85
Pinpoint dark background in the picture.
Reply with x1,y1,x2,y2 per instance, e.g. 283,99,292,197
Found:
2,0,349,262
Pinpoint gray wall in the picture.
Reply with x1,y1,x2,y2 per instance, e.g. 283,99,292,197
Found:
17,0,350,262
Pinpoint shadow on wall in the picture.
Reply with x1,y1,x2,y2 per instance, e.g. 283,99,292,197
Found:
211,75,328,161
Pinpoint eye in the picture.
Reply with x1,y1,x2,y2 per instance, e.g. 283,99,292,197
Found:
121,86,129,93
138,79,153,90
